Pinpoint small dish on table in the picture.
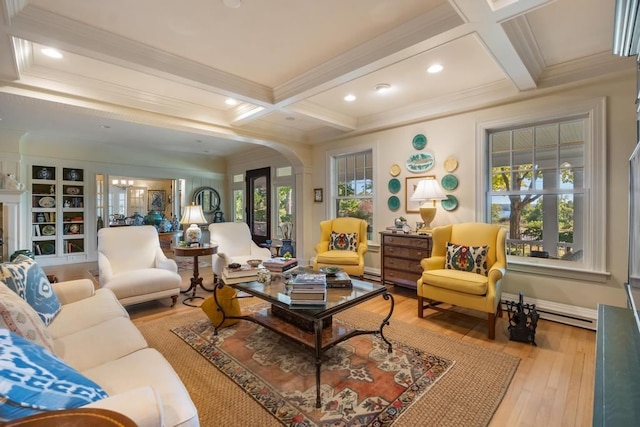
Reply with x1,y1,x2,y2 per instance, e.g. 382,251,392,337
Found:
246,259,262,268
320,266,342,276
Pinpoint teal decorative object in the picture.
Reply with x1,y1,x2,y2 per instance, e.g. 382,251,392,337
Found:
441,195,459,211
441,174,458,191
388,196,400,211
412,134,427,150
143,210,162,227
388,178,401,194
406,153,434,173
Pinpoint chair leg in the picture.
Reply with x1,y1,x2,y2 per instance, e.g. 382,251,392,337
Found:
488,313,496,340
170,295,178,307
418,296,424,318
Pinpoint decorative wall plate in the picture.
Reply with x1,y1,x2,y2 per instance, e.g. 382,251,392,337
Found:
69,224,80,234
441,174,458,191
406,153,435,173
41,243,55,255
444,157,458,172
388,196,400,211
38,197,55,208
388,178,401,194
441,195,459,211
412,134,427,150
66,187,81,195
389,164,401,177
41,225,55,236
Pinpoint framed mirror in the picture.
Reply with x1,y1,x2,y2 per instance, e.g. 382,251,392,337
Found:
193,187,220,214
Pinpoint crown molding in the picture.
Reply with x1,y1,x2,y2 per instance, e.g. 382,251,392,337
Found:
538,51,636,88
502,15,545,82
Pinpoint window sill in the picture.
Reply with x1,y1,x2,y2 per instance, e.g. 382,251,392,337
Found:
508,257,610,283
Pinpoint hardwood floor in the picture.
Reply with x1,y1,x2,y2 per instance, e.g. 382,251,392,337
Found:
44,260,595,426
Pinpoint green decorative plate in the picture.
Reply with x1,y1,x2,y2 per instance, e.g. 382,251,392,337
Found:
441,174,458,191
406,152,435,173
388,196,400,211
441,195,458,211
41,242,55,255
388,178,401,194
412,134,427,150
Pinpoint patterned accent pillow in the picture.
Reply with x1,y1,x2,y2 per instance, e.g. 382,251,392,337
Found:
0,255,61,325
445,242,490,276
329,231,358,251
0,329,108,421
0,281,54,352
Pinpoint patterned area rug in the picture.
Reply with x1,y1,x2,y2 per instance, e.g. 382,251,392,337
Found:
175,258,211,272
172,311,453,426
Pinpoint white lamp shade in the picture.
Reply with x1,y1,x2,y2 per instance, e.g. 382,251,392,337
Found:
180,204,208,244
410,178,446,202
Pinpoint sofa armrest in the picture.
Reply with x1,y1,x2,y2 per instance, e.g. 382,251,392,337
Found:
52,279,96,305
155,247,178,272
250,242,272,259
98,252,113,286
83,387,163,427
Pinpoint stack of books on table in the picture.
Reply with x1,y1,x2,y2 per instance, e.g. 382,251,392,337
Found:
262,257,298,273
221,265,259,284
289,273,327,306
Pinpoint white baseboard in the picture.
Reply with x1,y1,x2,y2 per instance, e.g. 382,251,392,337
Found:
501,292,597,330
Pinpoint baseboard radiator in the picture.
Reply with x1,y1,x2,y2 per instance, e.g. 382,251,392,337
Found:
501,292,597,331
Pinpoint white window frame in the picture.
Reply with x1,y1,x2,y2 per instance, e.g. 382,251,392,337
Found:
273,166,294,239
326,144,376,243
476,97,609,282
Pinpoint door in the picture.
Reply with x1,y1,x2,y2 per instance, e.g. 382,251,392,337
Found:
246,167,270,246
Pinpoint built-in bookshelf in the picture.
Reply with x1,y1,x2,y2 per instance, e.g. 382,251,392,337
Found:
31,165,86,258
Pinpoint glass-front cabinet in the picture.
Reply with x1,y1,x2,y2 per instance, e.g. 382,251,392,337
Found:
30,165,86,258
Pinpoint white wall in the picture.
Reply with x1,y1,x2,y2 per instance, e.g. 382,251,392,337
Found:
311,74,637,310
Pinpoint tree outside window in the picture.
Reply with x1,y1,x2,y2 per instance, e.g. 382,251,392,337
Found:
488,119,585,262
334,150,373,240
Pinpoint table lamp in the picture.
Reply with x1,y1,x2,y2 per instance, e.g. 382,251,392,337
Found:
409,177,447,234
180,203,208,245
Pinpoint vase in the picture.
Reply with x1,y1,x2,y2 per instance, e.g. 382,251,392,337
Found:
281,239,294,257
143,210,162,227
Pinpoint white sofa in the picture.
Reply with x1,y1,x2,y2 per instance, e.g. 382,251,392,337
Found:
46,278,198,426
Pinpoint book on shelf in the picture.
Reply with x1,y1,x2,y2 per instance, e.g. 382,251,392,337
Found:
222,265,260,278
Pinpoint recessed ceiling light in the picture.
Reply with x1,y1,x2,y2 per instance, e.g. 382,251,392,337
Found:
41,48,63,59
375,83,391,93
100,125,110,129
222,0,242,8
427,64,443,74
285,116,295,121
344,94,356,102
225,98,238,106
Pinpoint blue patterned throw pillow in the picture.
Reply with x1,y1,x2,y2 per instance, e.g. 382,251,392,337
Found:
0,255,61,325
0,330,108,421
445,242,489,276
329,231,358,251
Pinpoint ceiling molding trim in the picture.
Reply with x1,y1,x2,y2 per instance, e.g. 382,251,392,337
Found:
273,3,464,104
287,101,356,132
18,67,232,126
501,15,545,82
11,36,31,73
8,5,274,105
2,0,26,25
538,52,636,89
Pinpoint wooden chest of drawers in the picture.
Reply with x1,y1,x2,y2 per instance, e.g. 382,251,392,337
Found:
380,232,432,289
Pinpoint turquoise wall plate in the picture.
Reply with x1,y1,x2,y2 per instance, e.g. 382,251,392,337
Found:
388,178,401,194
412,134,427,150
441,195,458,211
388,196,400,211
441,174,458,191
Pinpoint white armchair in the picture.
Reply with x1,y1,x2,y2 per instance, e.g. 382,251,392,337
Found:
208,222,271,282
98,225,182,307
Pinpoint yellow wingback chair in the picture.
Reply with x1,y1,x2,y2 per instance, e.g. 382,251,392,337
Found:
417,222,507,339
313,217,368,278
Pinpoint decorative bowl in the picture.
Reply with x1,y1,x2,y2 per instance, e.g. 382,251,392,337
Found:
322,266,341,276
227,263,241,270
247,259,262,268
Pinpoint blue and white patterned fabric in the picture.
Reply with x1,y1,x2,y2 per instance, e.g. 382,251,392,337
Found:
0,255,61,325
0,329,108,421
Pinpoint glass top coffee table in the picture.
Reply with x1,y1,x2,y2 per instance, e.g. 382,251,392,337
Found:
213,272,394,408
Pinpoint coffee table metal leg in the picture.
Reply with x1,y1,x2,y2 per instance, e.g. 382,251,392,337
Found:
379,292,395,353
314,319,323,409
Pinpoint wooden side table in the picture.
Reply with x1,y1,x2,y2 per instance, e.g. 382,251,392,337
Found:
174,244,218,306
3,408,136,426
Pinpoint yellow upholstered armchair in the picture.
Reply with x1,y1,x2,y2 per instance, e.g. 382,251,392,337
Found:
313,217,368,278
417,222,507,339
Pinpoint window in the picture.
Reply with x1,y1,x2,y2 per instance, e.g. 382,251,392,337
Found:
333,150,373,240
233,174,244,222
275,166,294,239
481,98,607,279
